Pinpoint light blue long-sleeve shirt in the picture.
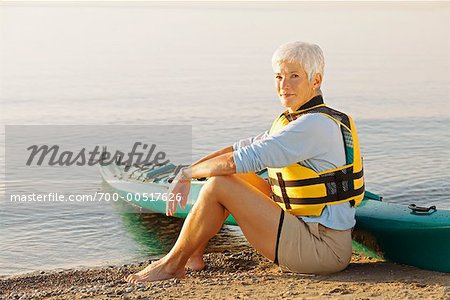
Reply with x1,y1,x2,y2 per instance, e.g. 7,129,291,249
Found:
233,113,356,230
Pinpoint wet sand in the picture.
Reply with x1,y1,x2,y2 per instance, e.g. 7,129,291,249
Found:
1,247,449,300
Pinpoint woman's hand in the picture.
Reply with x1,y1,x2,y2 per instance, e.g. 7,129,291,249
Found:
166,168,191,216
165,151,236,216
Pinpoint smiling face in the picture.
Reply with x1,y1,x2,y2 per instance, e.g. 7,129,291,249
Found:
274,61,322,113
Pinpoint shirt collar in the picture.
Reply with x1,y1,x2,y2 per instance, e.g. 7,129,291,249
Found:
295,95,324,111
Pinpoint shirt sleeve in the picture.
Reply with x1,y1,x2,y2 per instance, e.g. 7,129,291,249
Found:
232,130,269,150
233,114,338,173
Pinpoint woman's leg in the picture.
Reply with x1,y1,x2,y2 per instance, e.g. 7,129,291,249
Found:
126,174,281,283
185,209,228,271
186,173,272,270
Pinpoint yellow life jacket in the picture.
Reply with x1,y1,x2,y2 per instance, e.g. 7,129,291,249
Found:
267,100,365,217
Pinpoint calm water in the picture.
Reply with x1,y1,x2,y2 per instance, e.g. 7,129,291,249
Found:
1,2,449,276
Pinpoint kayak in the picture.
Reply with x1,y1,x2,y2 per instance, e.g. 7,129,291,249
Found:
99,161,450,273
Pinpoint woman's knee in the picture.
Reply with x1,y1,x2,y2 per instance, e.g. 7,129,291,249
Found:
201,175,247,206
199,176,233,199
205,175,235,190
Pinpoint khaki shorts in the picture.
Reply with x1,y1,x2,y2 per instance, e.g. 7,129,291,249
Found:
275,210,352,274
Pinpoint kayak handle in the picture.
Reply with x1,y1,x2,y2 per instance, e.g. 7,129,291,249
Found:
408,204,436,213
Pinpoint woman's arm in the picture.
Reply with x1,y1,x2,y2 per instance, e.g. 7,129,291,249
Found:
182,151,236,180
233,114,338,173
233,131,269,150
190,152,236,178
183,128,269,179
166,148,236,216
186,130,268,176
191,146,234,166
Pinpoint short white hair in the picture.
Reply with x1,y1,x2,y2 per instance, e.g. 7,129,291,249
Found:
272,41,325,82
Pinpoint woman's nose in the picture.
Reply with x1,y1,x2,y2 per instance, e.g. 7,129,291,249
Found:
280,78,289,89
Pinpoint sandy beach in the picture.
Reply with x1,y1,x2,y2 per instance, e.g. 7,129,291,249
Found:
2,247,449,300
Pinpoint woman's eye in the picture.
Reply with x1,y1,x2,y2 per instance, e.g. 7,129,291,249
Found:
291,74,299,78
275,75,282,80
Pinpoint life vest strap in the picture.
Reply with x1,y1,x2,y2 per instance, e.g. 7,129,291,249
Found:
271,184,365,205
276,172,291,209
268,168,363,188
285,105,352,130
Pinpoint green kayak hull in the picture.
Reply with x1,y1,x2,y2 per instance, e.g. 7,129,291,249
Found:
353,198,450,273
100,166,450,273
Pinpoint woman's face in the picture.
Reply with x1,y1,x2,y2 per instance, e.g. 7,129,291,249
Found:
274,61,320,112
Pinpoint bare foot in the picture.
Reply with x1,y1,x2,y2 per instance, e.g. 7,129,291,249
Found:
125,259,185,284
185,255,205,271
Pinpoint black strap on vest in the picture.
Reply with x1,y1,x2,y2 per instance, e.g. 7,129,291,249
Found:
271,183,365,205
268,168,363,187
276,172,291,209
270,167,364,206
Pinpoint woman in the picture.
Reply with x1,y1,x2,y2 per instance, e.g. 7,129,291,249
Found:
125,41,364,283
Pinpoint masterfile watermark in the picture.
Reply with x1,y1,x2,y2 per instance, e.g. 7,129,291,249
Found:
9,192,183,203
26,142,169,171
5,125,192,209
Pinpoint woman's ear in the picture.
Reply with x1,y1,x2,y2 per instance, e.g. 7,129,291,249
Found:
313,73,323,90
